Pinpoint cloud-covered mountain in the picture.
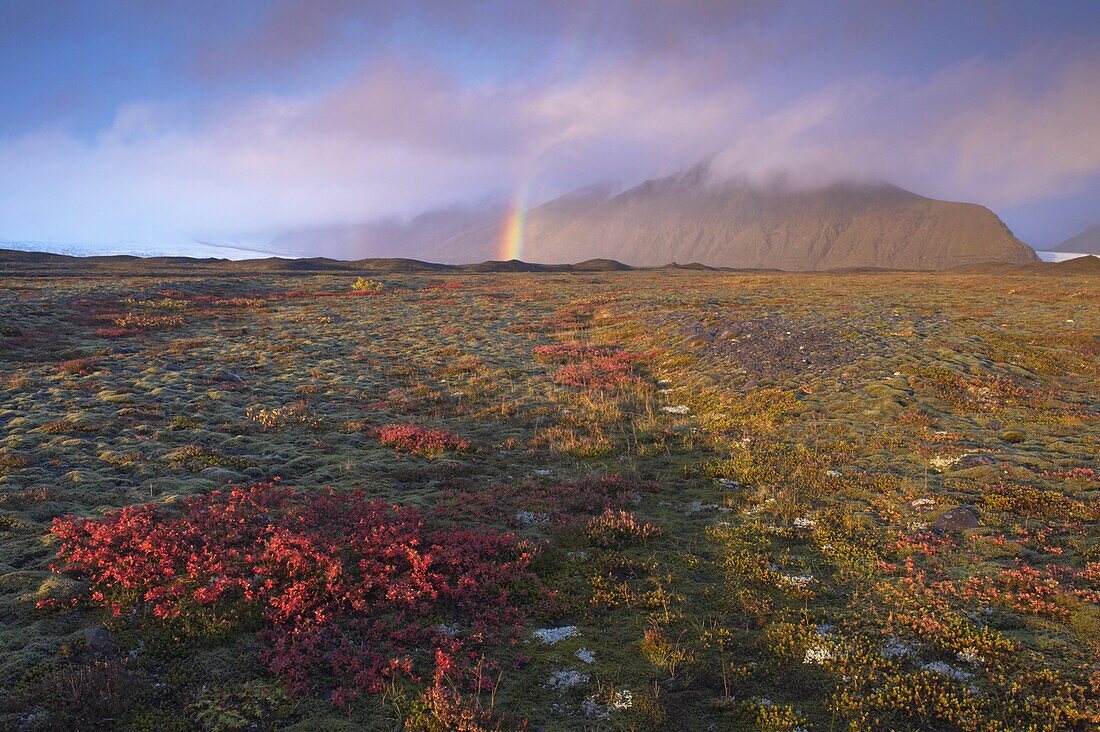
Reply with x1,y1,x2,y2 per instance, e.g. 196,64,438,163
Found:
279,169,1037,270
1048,225,1100,255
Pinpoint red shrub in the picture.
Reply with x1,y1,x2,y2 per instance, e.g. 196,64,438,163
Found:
57,358,98,376
552,354,647,390
95,327,137,338
533,343,618,363
584,508,661,548
377,424,470,456
46,483,547,701
535,342,650,391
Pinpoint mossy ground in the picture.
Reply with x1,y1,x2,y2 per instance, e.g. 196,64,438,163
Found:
0,269,1096,730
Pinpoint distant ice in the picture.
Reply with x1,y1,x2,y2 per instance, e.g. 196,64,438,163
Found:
1036,250,1090,262
1,239,284,261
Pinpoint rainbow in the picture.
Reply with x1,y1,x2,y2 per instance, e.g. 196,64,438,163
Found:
499,181,528,261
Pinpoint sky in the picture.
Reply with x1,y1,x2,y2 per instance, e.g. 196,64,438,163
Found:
0,0,1097,253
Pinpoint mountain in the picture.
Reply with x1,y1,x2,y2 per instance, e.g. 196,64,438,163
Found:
272,167,1038,270
1048,225,1100,255
429,168,1036,269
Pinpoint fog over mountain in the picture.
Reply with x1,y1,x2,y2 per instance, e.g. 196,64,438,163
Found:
276,167,1037,270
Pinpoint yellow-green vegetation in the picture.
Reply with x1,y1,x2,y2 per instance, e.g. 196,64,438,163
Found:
351,276,384,293
0,268,1096,730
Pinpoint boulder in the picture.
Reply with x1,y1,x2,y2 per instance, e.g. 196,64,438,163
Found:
680,332,714,348
214,369,245,384
932,506,980,533
198,467,244,483
85,625,116,655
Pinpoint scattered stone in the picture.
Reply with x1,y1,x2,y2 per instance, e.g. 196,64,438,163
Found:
214,369,245,384
881,638,911,658
534,626,579,645
547,669,589,690
661,405,690,415
515,510,550,526
685,500,730,515
679,332,714,348
582,689,633,719
955,454,996,469
921,661,973,681
932,506,980,533
909,497,936,512
84,625,116,655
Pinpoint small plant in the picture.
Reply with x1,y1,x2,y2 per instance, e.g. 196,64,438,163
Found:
585,508,660,548
246,400,320,429
351,277,384,293
640,625,691,679
188,680,294,731
377,424,470,456
46,482,550,703
57,358,98,376
112,312,184,329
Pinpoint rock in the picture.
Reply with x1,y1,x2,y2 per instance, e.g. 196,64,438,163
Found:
85,625,116,655
534,626,579,644
679,332,714,348
1000,430,1025,444
198,467,244,483
515,510,550,526
214,369,245,384
932,506,980,533
546,669,589,690
955,454,996,469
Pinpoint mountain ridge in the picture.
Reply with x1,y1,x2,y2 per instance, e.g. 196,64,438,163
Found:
1048,225,1100,255
277,169,1037,270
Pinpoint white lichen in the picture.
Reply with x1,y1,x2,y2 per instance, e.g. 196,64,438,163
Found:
534,626,580,644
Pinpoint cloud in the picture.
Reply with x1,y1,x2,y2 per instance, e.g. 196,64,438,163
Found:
0,3,1097,248
0,54,754,244
711,50,1100,207
189,0,393,80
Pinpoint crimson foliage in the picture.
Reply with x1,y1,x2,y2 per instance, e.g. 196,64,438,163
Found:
377,424,471,456
48,482,547,701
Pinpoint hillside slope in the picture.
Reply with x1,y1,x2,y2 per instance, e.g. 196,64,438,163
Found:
1049,225,1100,255
429,169,1037,269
